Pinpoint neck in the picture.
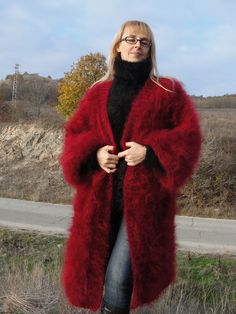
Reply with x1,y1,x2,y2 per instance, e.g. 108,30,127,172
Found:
113,54,151,85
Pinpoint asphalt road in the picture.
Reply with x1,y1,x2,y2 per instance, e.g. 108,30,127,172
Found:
0,197,235,256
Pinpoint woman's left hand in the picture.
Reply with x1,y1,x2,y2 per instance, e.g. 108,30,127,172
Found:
117,142,147,166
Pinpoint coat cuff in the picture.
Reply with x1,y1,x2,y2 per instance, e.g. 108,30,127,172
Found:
143,145,165,172
60,131,104,188
79,149,100,177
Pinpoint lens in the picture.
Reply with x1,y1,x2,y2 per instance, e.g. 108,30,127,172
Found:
125,37,137,44
140,39,150,47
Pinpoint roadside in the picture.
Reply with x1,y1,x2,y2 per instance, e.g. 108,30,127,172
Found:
0,197,236,256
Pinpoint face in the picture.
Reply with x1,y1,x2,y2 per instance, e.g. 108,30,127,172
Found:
116,26,151,62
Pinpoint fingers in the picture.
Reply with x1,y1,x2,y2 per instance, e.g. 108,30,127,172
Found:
103,160,118,173
126,158,137,166
105,145,115,152
117,143,135,158
120,142,147,165
118,142,136,158
125,141,134,147
106,163,117,169
117,151,126,158
105,145,119,161
101,166,117,174
98,145,119,173
99,142,146,171
125,155,146,166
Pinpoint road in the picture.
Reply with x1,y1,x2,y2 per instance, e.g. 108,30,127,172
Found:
0,197,235,256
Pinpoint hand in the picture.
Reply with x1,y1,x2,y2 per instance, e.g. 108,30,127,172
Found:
117,142,147,166
97,145,119,174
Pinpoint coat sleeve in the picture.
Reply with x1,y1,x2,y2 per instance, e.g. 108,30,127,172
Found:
142,80,202,191
59,87,105,189
143,145,165,172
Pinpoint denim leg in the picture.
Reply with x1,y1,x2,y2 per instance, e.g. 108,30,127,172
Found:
103,215,133,309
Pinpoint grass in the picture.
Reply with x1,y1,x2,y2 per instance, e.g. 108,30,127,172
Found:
0,228,235,314
179,108,236,219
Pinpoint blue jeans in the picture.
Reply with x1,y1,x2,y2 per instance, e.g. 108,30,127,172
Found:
103,215,133,309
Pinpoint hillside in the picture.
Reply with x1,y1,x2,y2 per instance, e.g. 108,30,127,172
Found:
0,107,235,219
0,121,73,204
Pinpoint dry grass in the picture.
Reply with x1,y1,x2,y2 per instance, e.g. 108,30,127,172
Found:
179,108,236,219
0,228,235,314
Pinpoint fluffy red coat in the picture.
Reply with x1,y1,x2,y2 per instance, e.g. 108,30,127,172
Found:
60,77,202,311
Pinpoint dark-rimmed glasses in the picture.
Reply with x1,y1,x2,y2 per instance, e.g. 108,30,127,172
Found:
120,36,151,48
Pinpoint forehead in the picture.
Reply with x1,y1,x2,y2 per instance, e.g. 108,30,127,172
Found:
122,25,150,38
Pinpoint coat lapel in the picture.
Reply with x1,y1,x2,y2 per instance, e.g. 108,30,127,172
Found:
120,78,153,149
99,80,116,149
99,78,153,153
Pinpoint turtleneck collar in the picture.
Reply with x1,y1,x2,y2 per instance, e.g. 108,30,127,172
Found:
113,53,151,85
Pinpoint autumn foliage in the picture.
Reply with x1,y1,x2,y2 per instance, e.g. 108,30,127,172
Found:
57,52,107,119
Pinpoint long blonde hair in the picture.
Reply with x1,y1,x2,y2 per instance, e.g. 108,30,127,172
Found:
94,20,175,92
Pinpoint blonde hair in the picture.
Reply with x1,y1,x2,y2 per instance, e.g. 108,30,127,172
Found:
94,20,175,93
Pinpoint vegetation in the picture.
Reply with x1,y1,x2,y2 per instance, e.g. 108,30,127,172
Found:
57,52,107,119
193,94,236,109
0,73,59,122
0,82,12,101
179,107,236,219
0,228,235,313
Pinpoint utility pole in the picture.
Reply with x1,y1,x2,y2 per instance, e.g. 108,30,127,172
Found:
12,63,20,109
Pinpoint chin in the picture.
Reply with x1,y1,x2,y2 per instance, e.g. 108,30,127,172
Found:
129,56,144,62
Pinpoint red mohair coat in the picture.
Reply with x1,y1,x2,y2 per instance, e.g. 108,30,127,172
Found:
60,77,202,311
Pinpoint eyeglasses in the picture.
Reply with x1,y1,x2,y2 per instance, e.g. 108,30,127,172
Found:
120,36,151,48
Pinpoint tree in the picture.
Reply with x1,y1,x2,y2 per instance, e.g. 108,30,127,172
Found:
57,52,107,119
0,82,12,101
0,100,12,122
25,78,50,117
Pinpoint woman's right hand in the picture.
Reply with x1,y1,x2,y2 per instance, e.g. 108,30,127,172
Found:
97,145,119,174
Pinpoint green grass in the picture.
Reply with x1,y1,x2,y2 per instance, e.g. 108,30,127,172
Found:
176,252,236,307
0,228,235,313
178,253,235,285
0,228,64,274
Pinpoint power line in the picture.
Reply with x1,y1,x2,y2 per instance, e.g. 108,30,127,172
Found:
12,63,20,109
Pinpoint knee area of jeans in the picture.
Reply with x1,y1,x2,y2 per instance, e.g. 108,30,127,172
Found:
104,278,133,293
105,259,132,282
105,268,132,286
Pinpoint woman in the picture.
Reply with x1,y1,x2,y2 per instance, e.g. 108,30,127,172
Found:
60,20,202,313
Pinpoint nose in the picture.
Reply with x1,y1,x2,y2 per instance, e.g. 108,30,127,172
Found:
134,40,141,48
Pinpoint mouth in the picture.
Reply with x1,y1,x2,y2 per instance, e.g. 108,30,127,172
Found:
131,52,143,57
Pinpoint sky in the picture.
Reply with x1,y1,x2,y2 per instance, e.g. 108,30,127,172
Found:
0,0,235,96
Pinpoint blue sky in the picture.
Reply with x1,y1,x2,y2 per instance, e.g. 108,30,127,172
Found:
0,0,235,96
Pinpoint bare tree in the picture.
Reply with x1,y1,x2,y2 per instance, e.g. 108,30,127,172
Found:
24,77,50,117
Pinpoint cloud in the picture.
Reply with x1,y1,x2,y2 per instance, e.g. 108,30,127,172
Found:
0,0,235,95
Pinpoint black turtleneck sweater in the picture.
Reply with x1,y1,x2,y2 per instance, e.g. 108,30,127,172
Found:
108,54,161,169
107,54,151,149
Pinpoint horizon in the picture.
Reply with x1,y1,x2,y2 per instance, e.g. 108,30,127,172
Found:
2,69,236,98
